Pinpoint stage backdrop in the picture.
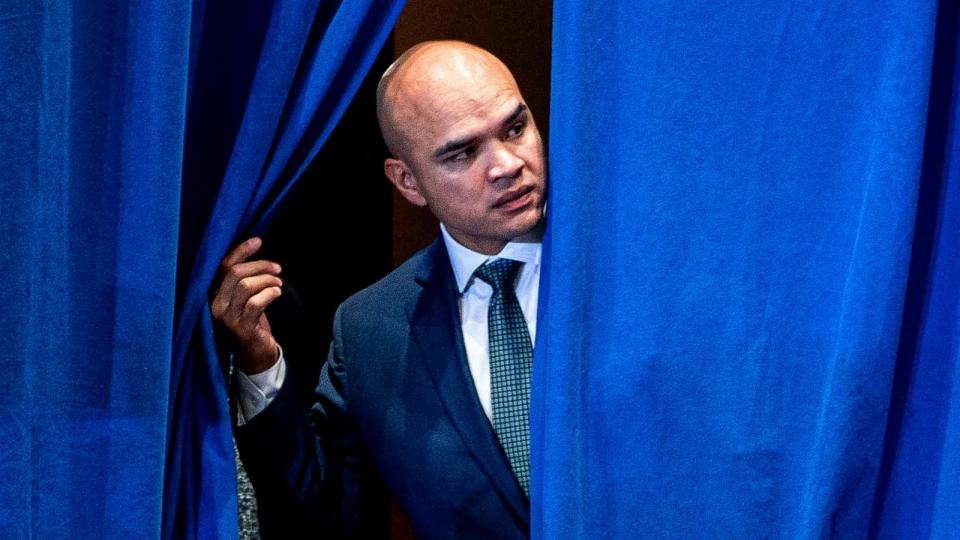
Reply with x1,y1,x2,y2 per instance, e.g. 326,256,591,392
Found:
0,0,402,538
533,1,959,538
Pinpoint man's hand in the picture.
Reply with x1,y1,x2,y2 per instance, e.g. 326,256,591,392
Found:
211,237,283,374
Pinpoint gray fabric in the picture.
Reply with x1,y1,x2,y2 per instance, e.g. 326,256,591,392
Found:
475,259,532,496
236,440,261,539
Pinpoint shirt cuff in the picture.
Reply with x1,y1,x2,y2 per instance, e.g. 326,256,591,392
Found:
235,346,286,426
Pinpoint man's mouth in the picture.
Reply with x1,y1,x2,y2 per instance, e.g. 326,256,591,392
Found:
493,185,535,210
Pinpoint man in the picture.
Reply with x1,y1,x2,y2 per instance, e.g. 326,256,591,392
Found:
212,41,546,539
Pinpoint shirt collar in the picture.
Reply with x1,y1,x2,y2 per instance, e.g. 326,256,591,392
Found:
440,223,542,294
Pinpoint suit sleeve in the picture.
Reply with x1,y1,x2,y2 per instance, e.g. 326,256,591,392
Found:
235,305,388,539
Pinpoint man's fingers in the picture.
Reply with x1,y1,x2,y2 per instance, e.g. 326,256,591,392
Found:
209,238,284,371
231,259,282,280
222,237,263,269
239,286,283,327
236,274,284,296
215,260,282,308
223,274,282,321
212,272,281,321
214,238,272,298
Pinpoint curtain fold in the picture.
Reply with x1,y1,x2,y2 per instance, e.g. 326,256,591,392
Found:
533,1,958,538
167,1,403,537
1,1,192,537
871,5,960,536
1,0,403,537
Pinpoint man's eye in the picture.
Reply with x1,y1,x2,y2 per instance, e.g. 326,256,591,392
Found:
507,122,526,139
448,147,476,162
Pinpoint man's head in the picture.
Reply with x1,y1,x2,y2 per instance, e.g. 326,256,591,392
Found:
377,41,546,255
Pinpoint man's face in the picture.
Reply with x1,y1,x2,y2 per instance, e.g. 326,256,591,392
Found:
384,48,547,255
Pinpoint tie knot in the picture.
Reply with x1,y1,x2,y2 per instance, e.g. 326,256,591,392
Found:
473,258,522,292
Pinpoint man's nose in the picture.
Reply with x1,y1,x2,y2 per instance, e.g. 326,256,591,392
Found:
488,143,524,182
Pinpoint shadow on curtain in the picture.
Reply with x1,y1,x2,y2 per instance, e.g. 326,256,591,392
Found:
533,1,958,538
0,0,403,538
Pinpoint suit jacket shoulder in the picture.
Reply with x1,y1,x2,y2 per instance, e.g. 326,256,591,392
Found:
338,239,441,329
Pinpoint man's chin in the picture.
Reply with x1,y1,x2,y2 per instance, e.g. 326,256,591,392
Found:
511,208,545,243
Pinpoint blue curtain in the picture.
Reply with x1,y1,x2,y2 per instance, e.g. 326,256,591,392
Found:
1,0,402,537
168,1,402,537
1,1,191,537
534,1,958,538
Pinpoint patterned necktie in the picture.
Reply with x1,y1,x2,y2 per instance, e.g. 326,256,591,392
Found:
474,258,532,497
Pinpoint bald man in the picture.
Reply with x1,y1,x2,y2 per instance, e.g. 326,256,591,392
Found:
214,41,545,539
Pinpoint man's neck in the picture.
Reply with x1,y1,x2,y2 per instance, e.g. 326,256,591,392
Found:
440,224,542,293
442,220,545,255
512,219,545,245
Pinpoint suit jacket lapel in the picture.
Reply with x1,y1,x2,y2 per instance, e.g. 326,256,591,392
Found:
407,239,530,525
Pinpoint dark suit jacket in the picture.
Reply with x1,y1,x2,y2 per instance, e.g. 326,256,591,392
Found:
236,238,530,539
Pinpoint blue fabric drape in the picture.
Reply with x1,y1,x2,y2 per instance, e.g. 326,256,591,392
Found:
871,6,960,536
1,1,192,537
169,0,403,537
1,0,402,537
534,1,958,538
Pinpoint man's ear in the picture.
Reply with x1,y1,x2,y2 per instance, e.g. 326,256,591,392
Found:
384,158,428,207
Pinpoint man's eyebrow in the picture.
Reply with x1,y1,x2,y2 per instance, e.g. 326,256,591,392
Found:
434,135,477,160
433,103,529,160
502,103,528,126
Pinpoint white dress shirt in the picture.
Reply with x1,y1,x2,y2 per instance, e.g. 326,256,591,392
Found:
440,225,540,421
235,224,541,424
